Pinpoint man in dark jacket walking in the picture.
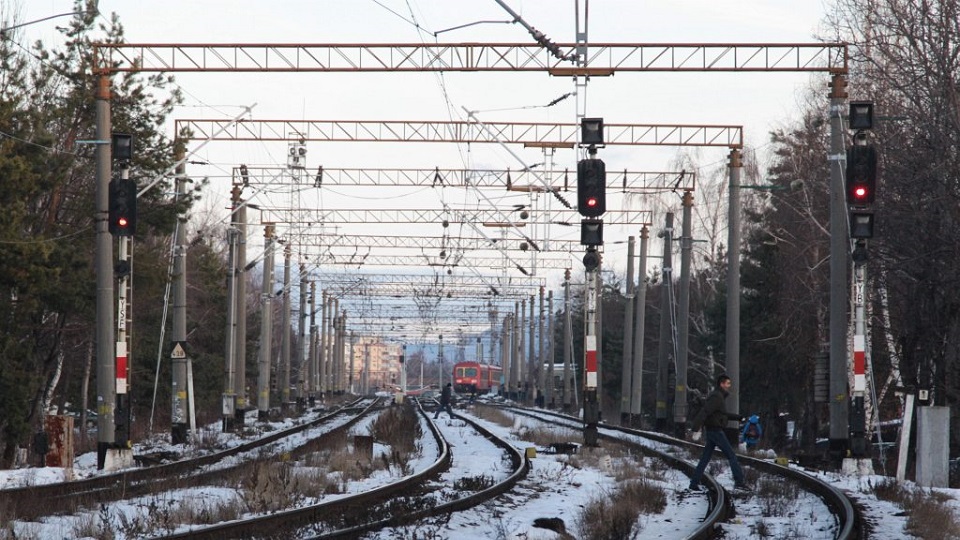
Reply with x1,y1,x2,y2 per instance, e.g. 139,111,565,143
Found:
434,383,454,419
687,374,749,491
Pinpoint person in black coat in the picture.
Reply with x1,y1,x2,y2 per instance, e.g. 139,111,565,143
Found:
434,383,454,419
687,374,749,491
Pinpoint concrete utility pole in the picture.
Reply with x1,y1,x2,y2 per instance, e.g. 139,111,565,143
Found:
94,74,117,470
222,186,241,432
537,286,546,407
338,301,345,391
280,244,292,409
170,149,192,443
438,334,444,388
519,298,527,401
630,225,650,428
655,212,674,432
828,73,850,459
725,149,744,435
308,282,317,404
235,201,248,425
256,224,275,420
546,290,555,407
337,310,346,392
529,295,536,404
297,265,308,404
349,331,356,394
674,190,694,437
362,341,370,395
513,303,522,399
620,236,636,424
502,314,512,395
563,269,573,411
319,290,328,396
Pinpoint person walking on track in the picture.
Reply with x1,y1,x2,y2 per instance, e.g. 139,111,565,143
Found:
687,374,750,491
434,382,454,419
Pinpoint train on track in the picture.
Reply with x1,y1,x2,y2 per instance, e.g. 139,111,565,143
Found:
452,361,502,394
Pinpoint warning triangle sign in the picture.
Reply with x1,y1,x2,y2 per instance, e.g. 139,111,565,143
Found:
171,342,186,359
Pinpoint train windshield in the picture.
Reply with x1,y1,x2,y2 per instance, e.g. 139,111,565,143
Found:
458,367,478,377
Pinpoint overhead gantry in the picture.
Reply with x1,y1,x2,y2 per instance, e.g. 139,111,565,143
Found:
89,38,852,463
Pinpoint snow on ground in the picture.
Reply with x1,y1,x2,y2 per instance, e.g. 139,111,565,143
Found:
2,400,958,539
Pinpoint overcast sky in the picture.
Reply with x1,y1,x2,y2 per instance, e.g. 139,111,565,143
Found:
8,1,837,336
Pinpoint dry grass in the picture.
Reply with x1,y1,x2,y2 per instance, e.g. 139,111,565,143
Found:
471,405,514,428
370,404,422,475
870,477,960,540
755,474,800,516
575,478,667,539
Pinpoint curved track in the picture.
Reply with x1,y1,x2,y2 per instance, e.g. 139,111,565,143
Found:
0,397,378,521
159,398,528,539
499,405,864,540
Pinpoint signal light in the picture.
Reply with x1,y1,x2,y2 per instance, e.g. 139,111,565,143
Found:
577,158,606,217
580,219,603,246
849,210,874,239
582,247,600,272
108,178,137,236
846,145,877,205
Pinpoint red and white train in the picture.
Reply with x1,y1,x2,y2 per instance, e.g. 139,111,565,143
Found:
452,361,502,394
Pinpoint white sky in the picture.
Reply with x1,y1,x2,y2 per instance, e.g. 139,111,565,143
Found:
9,0,840,338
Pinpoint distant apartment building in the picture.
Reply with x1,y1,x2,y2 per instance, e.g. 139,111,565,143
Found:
351,337,402,392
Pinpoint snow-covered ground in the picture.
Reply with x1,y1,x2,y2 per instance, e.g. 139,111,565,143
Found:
2,402,958,539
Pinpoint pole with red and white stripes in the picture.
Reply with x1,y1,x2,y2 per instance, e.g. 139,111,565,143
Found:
582,248,601,446
850,257,868,456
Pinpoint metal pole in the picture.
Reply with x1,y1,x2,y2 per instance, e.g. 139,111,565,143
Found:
674,190,694,436
319,290,328,396
631,225,650,427
308,281,317,404
502,315,512,395
349,331,356,394
256,224,275,420
528,295,536,404
583,257,600,446
297,264,308,404
222,186,240,432
537,286,546,406
851,261,868,456
726,149,743,432
234,201,247,424
563,270,573,411
829,73,851,459
95,74,116,469
363,341,370,395
115,228,132,448
337,308,345,392
546,290,555,407
280,244,292,408
170,145,190,442
513,303,522,399
438,334,444,388
620,236,636,424
656,213,674,431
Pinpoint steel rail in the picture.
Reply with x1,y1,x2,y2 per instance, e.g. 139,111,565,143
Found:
0,398,376,521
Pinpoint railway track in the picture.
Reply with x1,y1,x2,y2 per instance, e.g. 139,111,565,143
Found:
0,397,379,522
498,405,865,540
158,398,528,539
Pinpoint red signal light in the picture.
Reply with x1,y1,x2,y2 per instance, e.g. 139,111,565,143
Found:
117,217,129,228
586,197,598,208
852,186,868,200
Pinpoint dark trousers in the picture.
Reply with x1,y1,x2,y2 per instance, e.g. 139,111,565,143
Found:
689,429,745,486
434,402,452,418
